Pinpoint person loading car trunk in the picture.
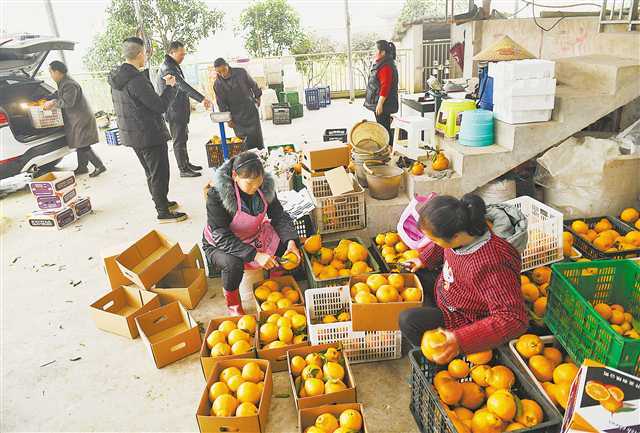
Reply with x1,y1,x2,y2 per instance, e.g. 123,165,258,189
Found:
213,58,264,150
43,61,106,177
108,37,186,223
156,41,212,178
398,194,529,363
202,152,300,315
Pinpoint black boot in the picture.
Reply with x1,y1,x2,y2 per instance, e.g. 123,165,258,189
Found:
157,210,188,223
74,167,89,175
168,201,179,211
180,169,201,178
188,162,203,171
89,166,106,178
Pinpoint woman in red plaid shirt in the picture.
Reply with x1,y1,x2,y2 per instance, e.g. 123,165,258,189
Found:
399,194,528,364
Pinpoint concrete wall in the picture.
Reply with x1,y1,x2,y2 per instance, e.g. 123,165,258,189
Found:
459,16,640,77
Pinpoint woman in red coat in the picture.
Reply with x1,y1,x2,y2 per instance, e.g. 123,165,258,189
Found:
398,194,528,364
364,40,399,143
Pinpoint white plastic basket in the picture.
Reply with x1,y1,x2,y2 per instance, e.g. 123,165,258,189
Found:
305,286,401,364
504,196,563,272
28,106,64,129
309,174,366,234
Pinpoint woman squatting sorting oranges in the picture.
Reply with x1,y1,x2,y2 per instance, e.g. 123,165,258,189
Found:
398,193,529,364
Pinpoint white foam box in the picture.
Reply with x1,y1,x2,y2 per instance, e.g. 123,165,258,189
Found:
489,59,555,81
493,94,555,111
493,78,556,96
493,108,553,124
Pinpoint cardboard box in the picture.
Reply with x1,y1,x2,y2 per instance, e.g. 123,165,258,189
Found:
135,301,201,368
257,306,309,372
200,315,258,381
253,275,305,319
152,268,207,309
287,343,357,410
27,207,75,230
178,244,206,270
89,285,160,339
298,403,369,433
561,359,640,433
71,196,92,218
301,141,350,171
101,242,135,290
29,171,76,196
35,188,77,210
116,230,183,289
349,273,423,332
196,359,272,433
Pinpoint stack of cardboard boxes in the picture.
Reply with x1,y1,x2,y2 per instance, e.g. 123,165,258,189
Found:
27,171,92,229
90,230,207,368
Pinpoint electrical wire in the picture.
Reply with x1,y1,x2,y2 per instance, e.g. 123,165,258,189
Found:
530,0,568,32
521,0,601,8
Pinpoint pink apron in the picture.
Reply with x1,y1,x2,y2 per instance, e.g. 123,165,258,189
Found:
205,182,280,270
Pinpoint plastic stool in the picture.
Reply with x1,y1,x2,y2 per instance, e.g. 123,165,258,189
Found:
391,114,434,160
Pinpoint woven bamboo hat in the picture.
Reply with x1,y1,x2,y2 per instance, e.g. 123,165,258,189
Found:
473,35,536,61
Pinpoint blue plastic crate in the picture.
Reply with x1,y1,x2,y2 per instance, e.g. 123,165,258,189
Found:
105,128,120,145
322,85,331,105
317,87,328,108
304,88,320,110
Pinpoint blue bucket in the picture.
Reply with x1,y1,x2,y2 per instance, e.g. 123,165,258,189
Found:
459,109,494,147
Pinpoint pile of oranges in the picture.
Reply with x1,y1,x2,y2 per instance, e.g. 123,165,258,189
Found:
317,311,351,325
619,207,640,229
259,309,308,350
291,347,350,399
350,273,422,304
303,408,364,433
253,279,302,312
421,343,546,433
570,218,640,253
373,231,420,269
593,302,640,339
520,266,552,319
514,334,578,410
207,361,266,417
206,316,256,358
304,235,373,280
562,231,580,259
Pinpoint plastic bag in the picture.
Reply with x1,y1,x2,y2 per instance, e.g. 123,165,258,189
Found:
397,193,436,250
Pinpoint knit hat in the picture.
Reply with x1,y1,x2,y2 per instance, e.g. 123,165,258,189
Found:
213,57,228,68
473,36,536,62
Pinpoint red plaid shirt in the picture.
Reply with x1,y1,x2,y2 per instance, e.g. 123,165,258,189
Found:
419,233,528,353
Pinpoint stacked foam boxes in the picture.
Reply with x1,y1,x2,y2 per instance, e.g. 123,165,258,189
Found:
489,59,556,124
27,172,92,229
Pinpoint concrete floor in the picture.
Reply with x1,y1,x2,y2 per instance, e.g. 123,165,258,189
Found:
1,99,421,433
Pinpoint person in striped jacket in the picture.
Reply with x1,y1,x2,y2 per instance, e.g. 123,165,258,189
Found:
399,194,528,364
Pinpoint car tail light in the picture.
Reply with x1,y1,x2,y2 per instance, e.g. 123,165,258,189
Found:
0,112,8,127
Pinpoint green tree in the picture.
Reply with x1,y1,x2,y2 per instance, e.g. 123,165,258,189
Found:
83,0,224,71
349,32,383,87
236,0,304,57
291,33,337,87
393,0,469,36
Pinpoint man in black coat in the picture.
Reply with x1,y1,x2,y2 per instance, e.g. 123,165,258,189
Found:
108,37,186,223
156,41,212,178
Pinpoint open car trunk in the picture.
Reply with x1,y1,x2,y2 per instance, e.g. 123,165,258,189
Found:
0,76,63,143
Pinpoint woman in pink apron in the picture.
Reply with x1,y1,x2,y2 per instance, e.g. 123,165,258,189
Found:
202,152,300,315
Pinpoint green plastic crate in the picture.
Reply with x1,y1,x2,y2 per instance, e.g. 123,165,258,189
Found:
290,103,303,119
545,260,640,375
278,90,299,105
303,236,380,289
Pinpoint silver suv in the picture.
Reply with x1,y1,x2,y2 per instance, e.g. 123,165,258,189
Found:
0,35,75,180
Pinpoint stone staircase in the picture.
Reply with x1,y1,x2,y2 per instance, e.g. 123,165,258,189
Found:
360,55,640,238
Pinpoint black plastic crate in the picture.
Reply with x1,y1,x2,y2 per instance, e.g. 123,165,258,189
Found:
205,137,247,168
409,348,562,433
564,216,640,260
305,88,320,110
272,103,291,125
317,86,329,107
323,128,347,143
368,238,391,273
293,214,314,239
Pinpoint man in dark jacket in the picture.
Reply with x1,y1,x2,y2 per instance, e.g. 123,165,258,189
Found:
213,58,264,150
43,61,106,177
108,37,186,223
156,41,212,178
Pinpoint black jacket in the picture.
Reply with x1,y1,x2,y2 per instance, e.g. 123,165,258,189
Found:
364,55,399,114
108,63,175,148
156,55,205,124
202,158,298,261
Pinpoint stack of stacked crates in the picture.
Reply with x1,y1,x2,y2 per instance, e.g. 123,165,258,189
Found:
279,90,303,119
27,172,92,230
490,59,556,124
